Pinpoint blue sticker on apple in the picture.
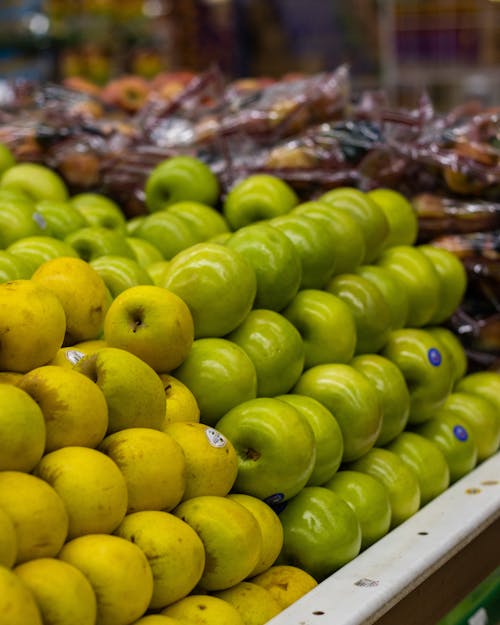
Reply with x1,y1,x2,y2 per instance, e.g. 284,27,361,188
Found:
428,348,442,366
453,425,468,441
264,493,287,513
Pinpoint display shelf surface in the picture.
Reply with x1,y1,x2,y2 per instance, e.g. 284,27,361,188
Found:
268,452,500,625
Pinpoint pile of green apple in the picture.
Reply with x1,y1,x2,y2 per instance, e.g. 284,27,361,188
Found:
0,145,499,625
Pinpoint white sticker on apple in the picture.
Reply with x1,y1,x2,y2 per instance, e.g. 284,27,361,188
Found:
65,349,86,365
32,212,47,230
205,428,227,448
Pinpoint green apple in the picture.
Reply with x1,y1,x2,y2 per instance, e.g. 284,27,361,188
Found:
269,213,337,289
277,486,361,581
355,264,409,330
70,192,127,234
348,447,421,528
172,338,257,427
145,155,220,212
74,347,166,433
418,244,467,325
133,211,199,260
126,215,147,236
0,142,16,176
225,222,302,312
366,188,418,249
438,392,500,462
0,196,48,247
34,199,87,239
326,272,392,355
426,326,468,385
281,289,357,368
215,397,316,503
222,173,299,230
376,245,441,327
293,363,382,462
146,260,171,286
276,393,344,486
454,371,500,414
319,187,389,263
414,409,478,483
323,470,391,550
291,200,366,274
125,236,164,268
380,328,454,424
0,162,69,202
386,431,450,506
351,353,410,446
7,236,79,275
90,255,153,298
0,250,32,282
65,226,135,262
166,201,230,242
162,242,257,338
227,309,305,398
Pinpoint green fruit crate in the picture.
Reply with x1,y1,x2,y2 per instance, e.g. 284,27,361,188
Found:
437,566,500,625
267,452,500,625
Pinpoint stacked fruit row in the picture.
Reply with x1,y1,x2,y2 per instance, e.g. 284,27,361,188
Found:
0,149,499,625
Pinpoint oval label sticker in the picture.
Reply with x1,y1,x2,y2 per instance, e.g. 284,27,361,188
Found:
453,424,468,441
428,347,442,367
65,349,86,365
205,428,227,448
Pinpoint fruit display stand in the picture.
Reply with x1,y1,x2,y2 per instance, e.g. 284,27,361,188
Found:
267,452,500,625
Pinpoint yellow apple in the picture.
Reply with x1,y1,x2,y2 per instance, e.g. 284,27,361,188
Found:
0,279,66,372
17,365,108,452
59,533,154,625
34,446,128,538
0,384,46,471
161,594,245,625
75,347,166,433
115,510,206,610
132,616,181,625
164,422,238,500
99,428,186,513
104,284,194,373
213,581,282,625
0,471,68,564
0,371,23,385
48,338,107,368
227,493,284,576
250,564,318,610
0,566,43,625
14,557,97,625
173,495,262,591
0,507,17,567
31,256,110,346
160,373,200,425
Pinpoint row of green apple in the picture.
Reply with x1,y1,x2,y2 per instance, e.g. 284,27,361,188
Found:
1,149,499,589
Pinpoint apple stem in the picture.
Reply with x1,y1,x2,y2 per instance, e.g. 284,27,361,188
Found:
245,448,261,461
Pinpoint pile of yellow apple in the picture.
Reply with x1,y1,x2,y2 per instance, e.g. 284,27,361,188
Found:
0,151,499,625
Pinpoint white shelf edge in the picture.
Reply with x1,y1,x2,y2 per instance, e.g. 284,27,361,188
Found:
267,452,500,625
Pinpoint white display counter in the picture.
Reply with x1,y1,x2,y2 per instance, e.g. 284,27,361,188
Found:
268,452,500,625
